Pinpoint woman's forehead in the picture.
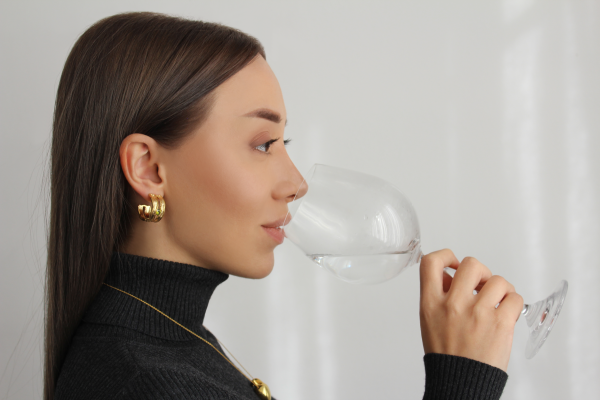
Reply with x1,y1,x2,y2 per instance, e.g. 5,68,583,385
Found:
209,55,286,122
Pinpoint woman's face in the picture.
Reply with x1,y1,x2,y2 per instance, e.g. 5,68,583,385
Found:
161,55,305,278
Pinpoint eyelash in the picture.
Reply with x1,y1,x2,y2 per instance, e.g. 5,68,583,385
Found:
255,138,292,153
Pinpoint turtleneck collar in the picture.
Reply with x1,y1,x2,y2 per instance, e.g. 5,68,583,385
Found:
82,252,229,341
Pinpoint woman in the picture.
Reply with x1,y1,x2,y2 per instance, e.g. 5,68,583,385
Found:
46,12,523,400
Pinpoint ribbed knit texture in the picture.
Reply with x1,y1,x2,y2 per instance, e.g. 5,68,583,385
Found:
55,252,264,400
423,353,508,400
54,252,508,399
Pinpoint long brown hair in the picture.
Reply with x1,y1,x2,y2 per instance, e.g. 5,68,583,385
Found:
45,12,265,399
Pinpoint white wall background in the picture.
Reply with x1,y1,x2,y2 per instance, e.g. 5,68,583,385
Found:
1,0,598,399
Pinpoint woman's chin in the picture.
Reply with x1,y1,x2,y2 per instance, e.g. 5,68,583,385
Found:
233,254,275,279
245,263,275,279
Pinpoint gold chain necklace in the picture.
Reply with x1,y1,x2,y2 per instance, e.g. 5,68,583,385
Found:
102,283,271,400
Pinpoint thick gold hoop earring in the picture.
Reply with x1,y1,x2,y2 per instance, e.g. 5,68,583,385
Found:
138,194,165,222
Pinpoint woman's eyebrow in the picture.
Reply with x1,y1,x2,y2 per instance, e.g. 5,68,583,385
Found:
243,108,288,126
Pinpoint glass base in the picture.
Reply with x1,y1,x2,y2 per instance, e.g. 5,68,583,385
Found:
524,280,568,359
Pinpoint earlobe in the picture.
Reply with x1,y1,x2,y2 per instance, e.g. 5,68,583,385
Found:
120,133,164,202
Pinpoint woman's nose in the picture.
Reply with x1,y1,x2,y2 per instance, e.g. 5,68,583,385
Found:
277,155,308,203
288,178,308,203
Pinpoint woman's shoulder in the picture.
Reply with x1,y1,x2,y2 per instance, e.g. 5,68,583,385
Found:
111,367,253,400
54,326,261,400
54,333,138,400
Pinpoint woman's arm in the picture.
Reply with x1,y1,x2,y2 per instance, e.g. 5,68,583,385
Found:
419,249,523,398
422,353,508,400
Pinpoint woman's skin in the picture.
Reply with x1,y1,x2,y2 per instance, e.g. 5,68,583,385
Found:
119,54,303,279
119,54,524,373
420,250,523,372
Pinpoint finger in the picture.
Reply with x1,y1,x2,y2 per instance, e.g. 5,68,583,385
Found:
444,262,487,292
497,292,525,323
420,249,460,299
475,275,515,308
448,257,492,298
443,269,453,292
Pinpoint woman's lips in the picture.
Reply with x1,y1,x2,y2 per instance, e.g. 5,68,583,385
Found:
262,225,285,244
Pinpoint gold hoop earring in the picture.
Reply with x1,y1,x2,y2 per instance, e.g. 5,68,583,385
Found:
138,194,165,222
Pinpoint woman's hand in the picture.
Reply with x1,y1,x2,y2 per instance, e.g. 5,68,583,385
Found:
419,249,524,372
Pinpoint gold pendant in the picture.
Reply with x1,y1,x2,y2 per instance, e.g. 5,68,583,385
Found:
251,378,271,400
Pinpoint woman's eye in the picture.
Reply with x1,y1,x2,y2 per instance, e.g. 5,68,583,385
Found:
255,138,292,153
255,140,275,153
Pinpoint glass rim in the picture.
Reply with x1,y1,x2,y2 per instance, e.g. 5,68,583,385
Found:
281,163,322,228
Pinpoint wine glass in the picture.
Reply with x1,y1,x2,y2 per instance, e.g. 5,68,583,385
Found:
281,163,568,359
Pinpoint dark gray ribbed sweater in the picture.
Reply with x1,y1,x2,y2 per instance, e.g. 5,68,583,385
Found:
54,253,508,399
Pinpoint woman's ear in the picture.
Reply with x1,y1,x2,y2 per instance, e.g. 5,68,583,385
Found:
120,133,165,203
